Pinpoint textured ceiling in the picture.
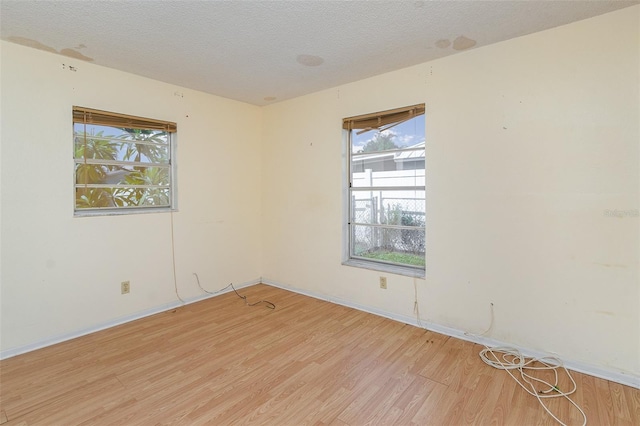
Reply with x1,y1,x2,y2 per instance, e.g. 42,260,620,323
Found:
1,1,637,106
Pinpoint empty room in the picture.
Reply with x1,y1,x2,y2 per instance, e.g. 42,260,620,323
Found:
1,0,638,425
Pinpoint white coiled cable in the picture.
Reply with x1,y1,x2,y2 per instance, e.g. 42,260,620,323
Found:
479,346,587,426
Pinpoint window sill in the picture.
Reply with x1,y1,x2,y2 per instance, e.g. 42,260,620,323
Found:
342,258,425,279
74,207,177,217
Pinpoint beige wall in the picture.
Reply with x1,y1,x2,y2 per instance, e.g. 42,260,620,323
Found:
1,6,638,380
262,6,639,377
0,41,263,351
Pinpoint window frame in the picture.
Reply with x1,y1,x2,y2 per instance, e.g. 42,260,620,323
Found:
342,104,426,278
72,106,177,217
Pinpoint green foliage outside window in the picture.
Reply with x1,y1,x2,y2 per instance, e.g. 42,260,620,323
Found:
74,126,171,210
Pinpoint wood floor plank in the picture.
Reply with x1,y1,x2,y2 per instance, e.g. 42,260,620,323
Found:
461,372,506,425
392,376,444,424
593,373,615,425
623,385,640,423
1,284,638,425
485,368,518,425
609,381,632,422
407,378,449,424
4,375,131,425
579,372,600,424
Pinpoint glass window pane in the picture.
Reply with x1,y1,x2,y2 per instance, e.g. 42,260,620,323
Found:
112,140,169,164
351,190,425,225
351,114,425,154
351,166,425,188
73,131,120,161
75,187,170,209
74,124,169,164
351,117,425,188
75,164,170,186
351,224,425,267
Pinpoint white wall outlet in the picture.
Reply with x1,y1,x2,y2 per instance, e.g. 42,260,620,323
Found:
121,281,130,294
379,276,387,289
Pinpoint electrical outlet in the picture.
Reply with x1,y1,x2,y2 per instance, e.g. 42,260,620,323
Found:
379,276,387,289
121,281,130,294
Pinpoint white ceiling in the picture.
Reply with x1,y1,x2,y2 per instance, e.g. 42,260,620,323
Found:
1,1,637,106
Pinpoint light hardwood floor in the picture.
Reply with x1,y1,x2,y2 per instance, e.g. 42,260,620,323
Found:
1,284,638,425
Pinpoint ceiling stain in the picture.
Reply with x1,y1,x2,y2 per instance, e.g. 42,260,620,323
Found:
263,96,276,102
60,48,94,62
452,35,477,51
6,35,94,62
435,39,451,49
296,54,324,67
7,36,56,53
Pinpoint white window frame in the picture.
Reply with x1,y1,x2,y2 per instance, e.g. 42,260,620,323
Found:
342,105,426,278
72,106,177,216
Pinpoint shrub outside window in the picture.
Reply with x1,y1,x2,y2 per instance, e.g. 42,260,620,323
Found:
73,107,176,215
344,104,426,277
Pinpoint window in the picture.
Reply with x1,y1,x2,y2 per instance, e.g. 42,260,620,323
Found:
73,107,176,215
344,104,426,277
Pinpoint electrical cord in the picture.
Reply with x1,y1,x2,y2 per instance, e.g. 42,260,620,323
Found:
413,278,425,329
464,302,494,338
170,211,271,309
170,210,186,304
479,346,587,426
193,273,275,309
463,303,586,425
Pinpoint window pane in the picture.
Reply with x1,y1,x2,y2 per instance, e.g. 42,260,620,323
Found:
351,114,425,154
73,131,119,161
75,164,170,186
351,224,425,267
74,125,169,164
111,140,169,164
351,167,425,188
75,187,170,209
351,190,425,225
351,118,425,188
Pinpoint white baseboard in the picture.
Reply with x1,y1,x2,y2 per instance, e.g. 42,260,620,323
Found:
0,279,260,360
261,278,640,390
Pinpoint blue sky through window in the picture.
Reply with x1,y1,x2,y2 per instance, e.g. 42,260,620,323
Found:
352,114,425,153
